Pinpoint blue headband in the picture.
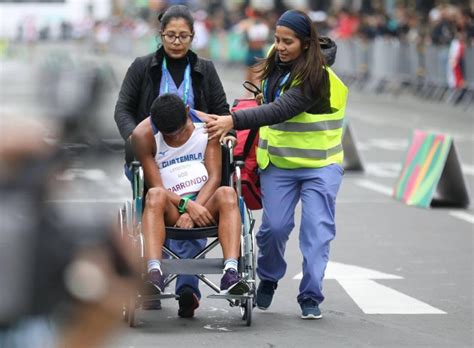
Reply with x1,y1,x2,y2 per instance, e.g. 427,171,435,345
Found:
276,10,311,38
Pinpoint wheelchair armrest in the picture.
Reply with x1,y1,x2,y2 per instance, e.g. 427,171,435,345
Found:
131,160,141,169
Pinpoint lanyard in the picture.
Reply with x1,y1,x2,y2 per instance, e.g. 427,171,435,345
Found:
262,72,290,104
161,57,191,105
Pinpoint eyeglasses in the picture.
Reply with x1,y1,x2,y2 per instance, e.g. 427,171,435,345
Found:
161,32,193,44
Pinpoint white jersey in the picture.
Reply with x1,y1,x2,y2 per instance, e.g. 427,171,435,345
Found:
154,123,208,197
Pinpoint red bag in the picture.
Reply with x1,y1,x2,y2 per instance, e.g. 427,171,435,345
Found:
232,98,262,210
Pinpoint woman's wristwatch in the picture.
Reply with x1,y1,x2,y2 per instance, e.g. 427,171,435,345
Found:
178,197,190,214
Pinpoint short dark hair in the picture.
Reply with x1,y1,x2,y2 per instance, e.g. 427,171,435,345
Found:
158,5,194,33
150,94,187,134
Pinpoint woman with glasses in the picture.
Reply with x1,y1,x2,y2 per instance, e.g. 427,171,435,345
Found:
114,5,231,319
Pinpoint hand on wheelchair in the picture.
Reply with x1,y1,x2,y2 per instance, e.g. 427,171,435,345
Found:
174,213,194,229
185,201,216,227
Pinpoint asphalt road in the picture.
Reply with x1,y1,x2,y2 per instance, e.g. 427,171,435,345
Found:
1,43,473,347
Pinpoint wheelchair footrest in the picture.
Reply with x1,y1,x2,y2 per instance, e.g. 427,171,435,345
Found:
207,293,254,300
161,258,224,275
140,293,178,301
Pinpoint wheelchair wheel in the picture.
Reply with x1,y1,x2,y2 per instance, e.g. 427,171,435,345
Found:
118,205,129,323
122,302,129,322
128,296,137,327
241,298,253,326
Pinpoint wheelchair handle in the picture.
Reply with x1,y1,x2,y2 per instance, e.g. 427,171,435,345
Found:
227,139,234,165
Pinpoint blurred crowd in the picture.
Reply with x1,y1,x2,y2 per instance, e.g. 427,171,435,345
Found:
327,4,474,46
11,2,474,52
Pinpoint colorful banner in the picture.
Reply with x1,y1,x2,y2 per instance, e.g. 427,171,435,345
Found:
394,131,452,208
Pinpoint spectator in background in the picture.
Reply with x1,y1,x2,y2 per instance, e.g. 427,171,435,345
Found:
430,5,456,45
309,11,331,36
235,6,270,93
447,29,465,89
456,7,474,45
333,7,359,39
192,10,210,58
393,6,411,39
93,20,111,55
357,13,378,40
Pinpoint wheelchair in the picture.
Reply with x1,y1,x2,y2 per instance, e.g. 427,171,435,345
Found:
118,142,257,327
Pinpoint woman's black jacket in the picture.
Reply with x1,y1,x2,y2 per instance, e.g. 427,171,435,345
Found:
114,46,230,140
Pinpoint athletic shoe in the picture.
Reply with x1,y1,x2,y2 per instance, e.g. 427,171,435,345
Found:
300,298,322,319
177,287,200,318
256,280,277,310
220,269,250,295
147,269,164,293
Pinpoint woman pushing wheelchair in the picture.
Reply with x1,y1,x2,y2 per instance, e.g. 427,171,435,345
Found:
114,5,237,318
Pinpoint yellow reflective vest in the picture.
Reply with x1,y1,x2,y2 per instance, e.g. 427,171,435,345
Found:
256,67,348,169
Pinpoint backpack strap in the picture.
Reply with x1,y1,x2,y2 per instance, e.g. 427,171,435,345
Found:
242,128,258,160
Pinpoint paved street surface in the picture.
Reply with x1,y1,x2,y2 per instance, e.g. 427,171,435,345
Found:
1,44,473,347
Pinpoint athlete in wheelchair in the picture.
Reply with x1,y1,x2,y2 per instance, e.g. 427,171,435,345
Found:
119,94,256,326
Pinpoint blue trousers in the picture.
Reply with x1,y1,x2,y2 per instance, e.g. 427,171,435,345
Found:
256,164,343,305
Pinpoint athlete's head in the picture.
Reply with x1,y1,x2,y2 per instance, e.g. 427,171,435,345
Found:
150,93,188,135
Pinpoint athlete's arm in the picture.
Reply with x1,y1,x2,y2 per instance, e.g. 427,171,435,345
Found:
131,120,182,208
184,136,221,226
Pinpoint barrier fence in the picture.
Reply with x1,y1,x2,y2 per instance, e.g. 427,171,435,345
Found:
203,33,473,108
332,38,474,108
3,31,472,108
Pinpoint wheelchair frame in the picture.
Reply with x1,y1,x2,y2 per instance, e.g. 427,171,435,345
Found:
118,143,257,327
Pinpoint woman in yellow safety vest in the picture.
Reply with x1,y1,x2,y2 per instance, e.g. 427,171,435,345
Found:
205,9,348,320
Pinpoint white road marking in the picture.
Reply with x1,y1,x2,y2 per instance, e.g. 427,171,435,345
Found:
294,262,446,314
293,262,401,281
367,139,409,151
207,307,229,313
356,180,393,196
349,111,473,142
337,279,446,314
203,324,231,332
462,164,474,176
365,162,401,178
363,162,474,178
356,180,473,225
449,211,474,224
56,168,108,181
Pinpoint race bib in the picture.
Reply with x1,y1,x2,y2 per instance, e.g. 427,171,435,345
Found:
160,161,208,197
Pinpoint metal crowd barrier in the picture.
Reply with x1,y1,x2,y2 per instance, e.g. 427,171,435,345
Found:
333,38,473,108
105,31,473,108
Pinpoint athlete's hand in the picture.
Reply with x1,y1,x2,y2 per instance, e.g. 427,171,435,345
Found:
185,201,216,227
175,213,195,229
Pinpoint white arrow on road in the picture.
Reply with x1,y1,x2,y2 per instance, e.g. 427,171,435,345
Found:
294,262,446,314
